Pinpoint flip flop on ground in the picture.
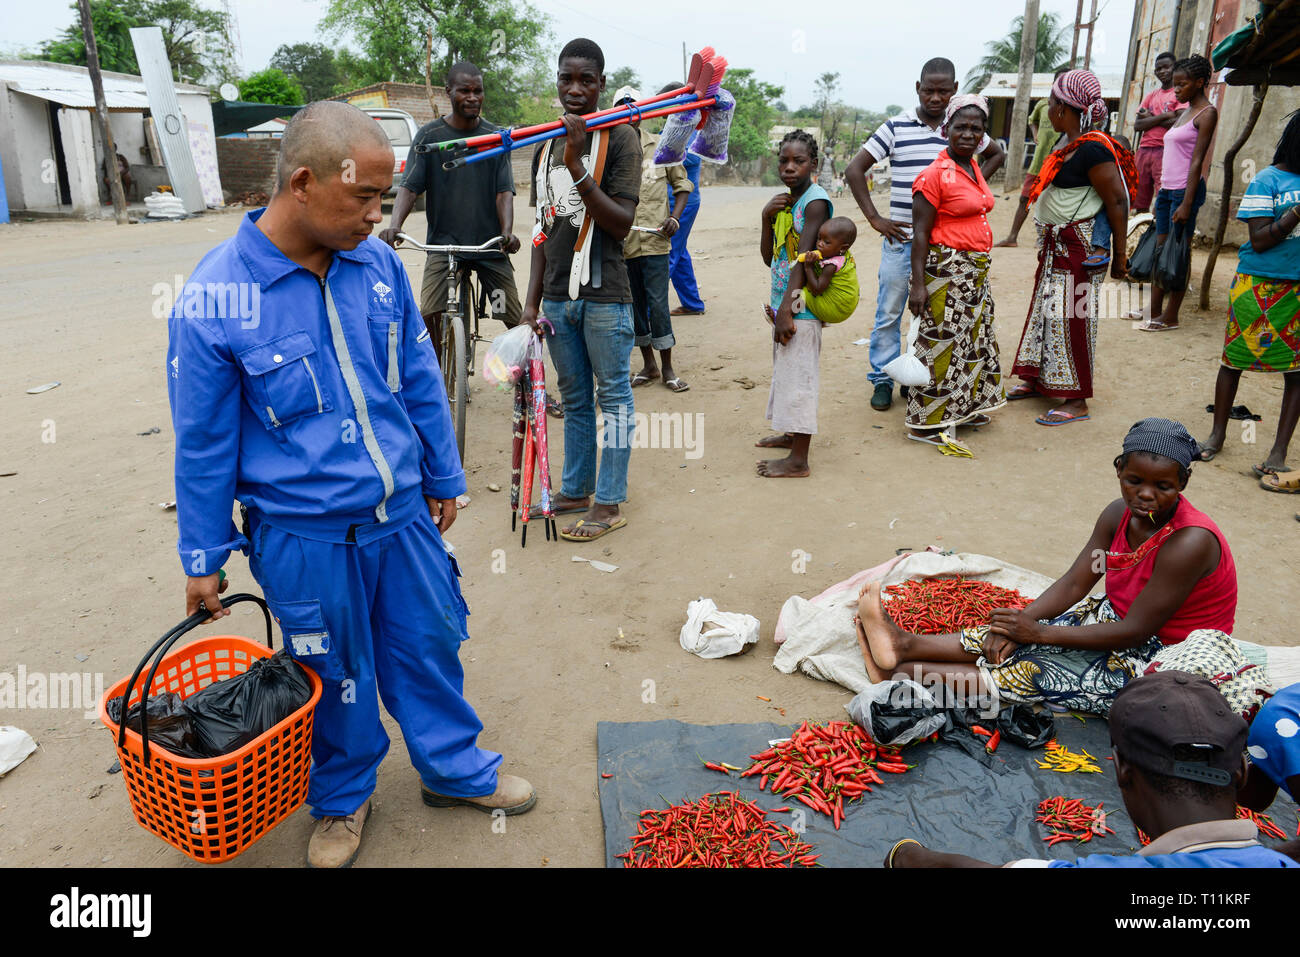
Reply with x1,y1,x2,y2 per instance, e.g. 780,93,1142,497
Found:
1136,319,1179,332
905,432,944,447
528,500,589,518
1252,462,1290,478
664,377,690,392
631,371,659,387
559,517,627,542
1036,409,1090,426
1196,446,1221,462
1260,470,1300,493
1006,384,1039,401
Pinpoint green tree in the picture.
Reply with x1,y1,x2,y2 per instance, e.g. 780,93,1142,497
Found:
965,11,1070,92
884,103,903,115
722,67,784,168
239,67,304,105
270,42,344,101
597,66,640,110
34,0,232,82
320,0,553,123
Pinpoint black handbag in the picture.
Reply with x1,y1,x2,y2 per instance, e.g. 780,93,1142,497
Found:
1127,222,1157,283
1154,224,1192,292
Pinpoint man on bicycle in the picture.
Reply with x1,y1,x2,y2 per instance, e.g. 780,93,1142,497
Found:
380,62,523,346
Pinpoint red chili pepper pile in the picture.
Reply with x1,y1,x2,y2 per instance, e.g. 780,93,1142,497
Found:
1237,805,1288,840
882,577,1031,633
740,720,909,830
616,791,819,868
1036,796,1114,846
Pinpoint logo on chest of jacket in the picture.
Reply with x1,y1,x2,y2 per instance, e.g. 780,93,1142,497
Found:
371,280,394,308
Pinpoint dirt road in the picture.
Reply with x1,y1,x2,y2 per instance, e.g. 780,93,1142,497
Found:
0,186,1294,867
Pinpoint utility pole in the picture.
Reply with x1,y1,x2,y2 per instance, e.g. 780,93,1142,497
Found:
682,42,687,84
1083,0,1099,70
78,0,129,224
1070,0,1099,70
1005,0,1040,192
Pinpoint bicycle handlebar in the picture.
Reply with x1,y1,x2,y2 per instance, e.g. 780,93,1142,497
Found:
393,233,504,254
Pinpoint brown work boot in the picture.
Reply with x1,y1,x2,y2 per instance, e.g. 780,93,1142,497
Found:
307,800,371,868
421,774,536,816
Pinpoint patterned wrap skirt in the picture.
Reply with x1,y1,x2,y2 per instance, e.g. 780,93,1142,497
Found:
905,244,1006,430
1222,272,1300,373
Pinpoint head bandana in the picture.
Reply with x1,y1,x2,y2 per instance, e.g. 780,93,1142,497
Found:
1051,69,1108,131
941,93,990,137
1122,417,1201,469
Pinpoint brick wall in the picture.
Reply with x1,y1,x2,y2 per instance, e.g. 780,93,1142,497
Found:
215,138,278,203
332,83,452,127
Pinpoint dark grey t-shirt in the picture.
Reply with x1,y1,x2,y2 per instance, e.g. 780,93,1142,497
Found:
403,118,513,261
530,124,641,303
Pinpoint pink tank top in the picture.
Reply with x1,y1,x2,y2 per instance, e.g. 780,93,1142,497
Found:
1161,107,1208,188
1105,496,1236,643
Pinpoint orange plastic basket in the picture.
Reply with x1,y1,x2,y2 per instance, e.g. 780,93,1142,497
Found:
99,594,322,863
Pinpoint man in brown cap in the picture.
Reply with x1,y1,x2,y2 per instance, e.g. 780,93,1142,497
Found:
886,671,1299,867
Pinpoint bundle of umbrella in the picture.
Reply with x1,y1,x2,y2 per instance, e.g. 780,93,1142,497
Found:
511,332,556,546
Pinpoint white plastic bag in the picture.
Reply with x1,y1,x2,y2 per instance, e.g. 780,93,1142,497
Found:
881,318,929,387
0,726,37,776
480,323,535,390
845,680,945,746
679,598,759,659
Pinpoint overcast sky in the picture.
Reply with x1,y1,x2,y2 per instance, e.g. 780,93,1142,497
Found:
3,0,1136,110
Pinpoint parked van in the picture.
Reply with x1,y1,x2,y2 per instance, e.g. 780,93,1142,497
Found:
364,108,420,200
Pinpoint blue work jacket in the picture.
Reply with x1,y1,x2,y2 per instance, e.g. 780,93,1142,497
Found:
167,209,465,576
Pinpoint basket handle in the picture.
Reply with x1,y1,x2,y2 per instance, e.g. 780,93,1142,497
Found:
116,593,273,766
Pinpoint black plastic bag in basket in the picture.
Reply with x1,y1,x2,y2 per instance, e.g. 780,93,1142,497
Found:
1126,222,1156,282
106,692,205,758
184,650,313,757
1154,225,1191,292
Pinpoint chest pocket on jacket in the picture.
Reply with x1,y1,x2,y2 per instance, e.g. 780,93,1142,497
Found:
237,331,332,430
368,317,402,392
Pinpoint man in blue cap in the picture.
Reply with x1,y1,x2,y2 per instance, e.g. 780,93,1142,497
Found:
167,100,535,869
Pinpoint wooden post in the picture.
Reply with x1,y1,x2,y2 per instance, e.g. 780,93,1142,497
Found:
1070,0,1083,67
1005,0,1040,192
1083,0,1099,70
1199,82,1268,310
425,27,440,118
78,0,128,224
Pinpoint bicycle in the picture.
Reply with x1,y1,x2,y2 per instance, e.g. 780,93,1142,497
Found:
393,233,503,464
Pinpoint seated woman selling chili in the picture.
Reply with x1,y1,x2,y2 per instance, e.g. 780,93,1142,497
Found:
854,418,1237,715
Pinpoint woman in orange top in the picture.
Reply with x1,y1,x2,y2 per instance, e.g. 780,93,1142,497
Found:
905,95,1004,446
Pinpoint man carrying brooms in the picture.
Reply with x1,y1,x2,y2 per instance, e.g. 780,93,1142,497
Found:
167,100,535,868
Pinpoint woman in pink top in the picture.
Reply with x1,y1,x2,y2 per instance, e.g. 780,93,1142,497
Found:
1138,55,1219,332
853,418,1239,715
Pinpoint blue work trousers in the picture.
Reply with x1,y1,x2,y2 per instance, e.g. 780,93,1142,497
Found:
248,507,501,818
868,237,912,387
628,254,675,349
668,202,704,312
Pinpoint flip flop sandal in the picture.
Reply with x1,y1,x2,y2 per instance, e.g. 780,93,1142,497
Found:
1260,471,1300,493
630,373,657,387
962,414,991,427
559,517,627,542
1082,252,1110,269
1196,447,1221,462
905,432,944,447
1136,320,1180,332
1036,410,1091,426
1006,384,1039,401
1205,404,1262,421
664,377,690,393
1251,463,1288,479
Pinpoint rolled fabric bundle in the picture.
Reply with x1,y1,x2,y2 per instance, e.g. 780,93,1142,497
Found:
687,87,736,164
654,105,702,165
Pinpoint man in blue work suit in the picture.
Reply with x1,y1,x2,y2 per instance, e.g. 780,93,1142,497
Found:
167,101,535,869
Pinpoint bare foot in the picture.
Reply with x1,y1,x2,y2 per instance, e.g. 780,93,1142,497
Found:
856,582,908,671
993,238,1018,248
756,433,794,449
854,614,889,684
756,457,810,477
550,493,591,512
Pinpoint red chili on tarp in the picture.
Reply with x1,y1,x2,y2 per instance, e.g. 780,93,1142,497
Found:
881,577,1032,634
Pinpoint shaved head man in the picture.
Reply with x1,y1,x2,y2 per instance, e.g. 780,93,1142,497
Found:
168,98,536,868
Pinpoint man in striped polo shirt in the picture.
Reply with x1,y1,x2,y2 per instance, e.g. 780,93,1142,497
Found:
847,59,1005,411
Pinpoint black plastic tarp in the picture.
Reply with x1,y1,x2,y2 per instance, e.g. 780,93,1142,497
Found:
212,100,303,138
596,718,1298,868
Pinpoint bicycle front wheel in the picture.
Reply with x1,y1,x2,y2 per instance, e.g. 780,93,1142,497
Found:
441,310,468,465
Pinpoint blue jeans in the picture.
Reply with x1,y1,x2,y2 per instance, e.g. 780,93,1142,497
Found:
868,237,912,387
1089,211,1112,253
1154,180,1206,237
627,254,675,349
669,202,704,312
542,298,635,505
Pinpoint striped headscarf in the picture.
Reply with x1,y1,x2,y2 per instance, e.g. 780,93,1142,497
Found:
1052,69,1108,131
1122,418,1201,469
941,93,990,137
